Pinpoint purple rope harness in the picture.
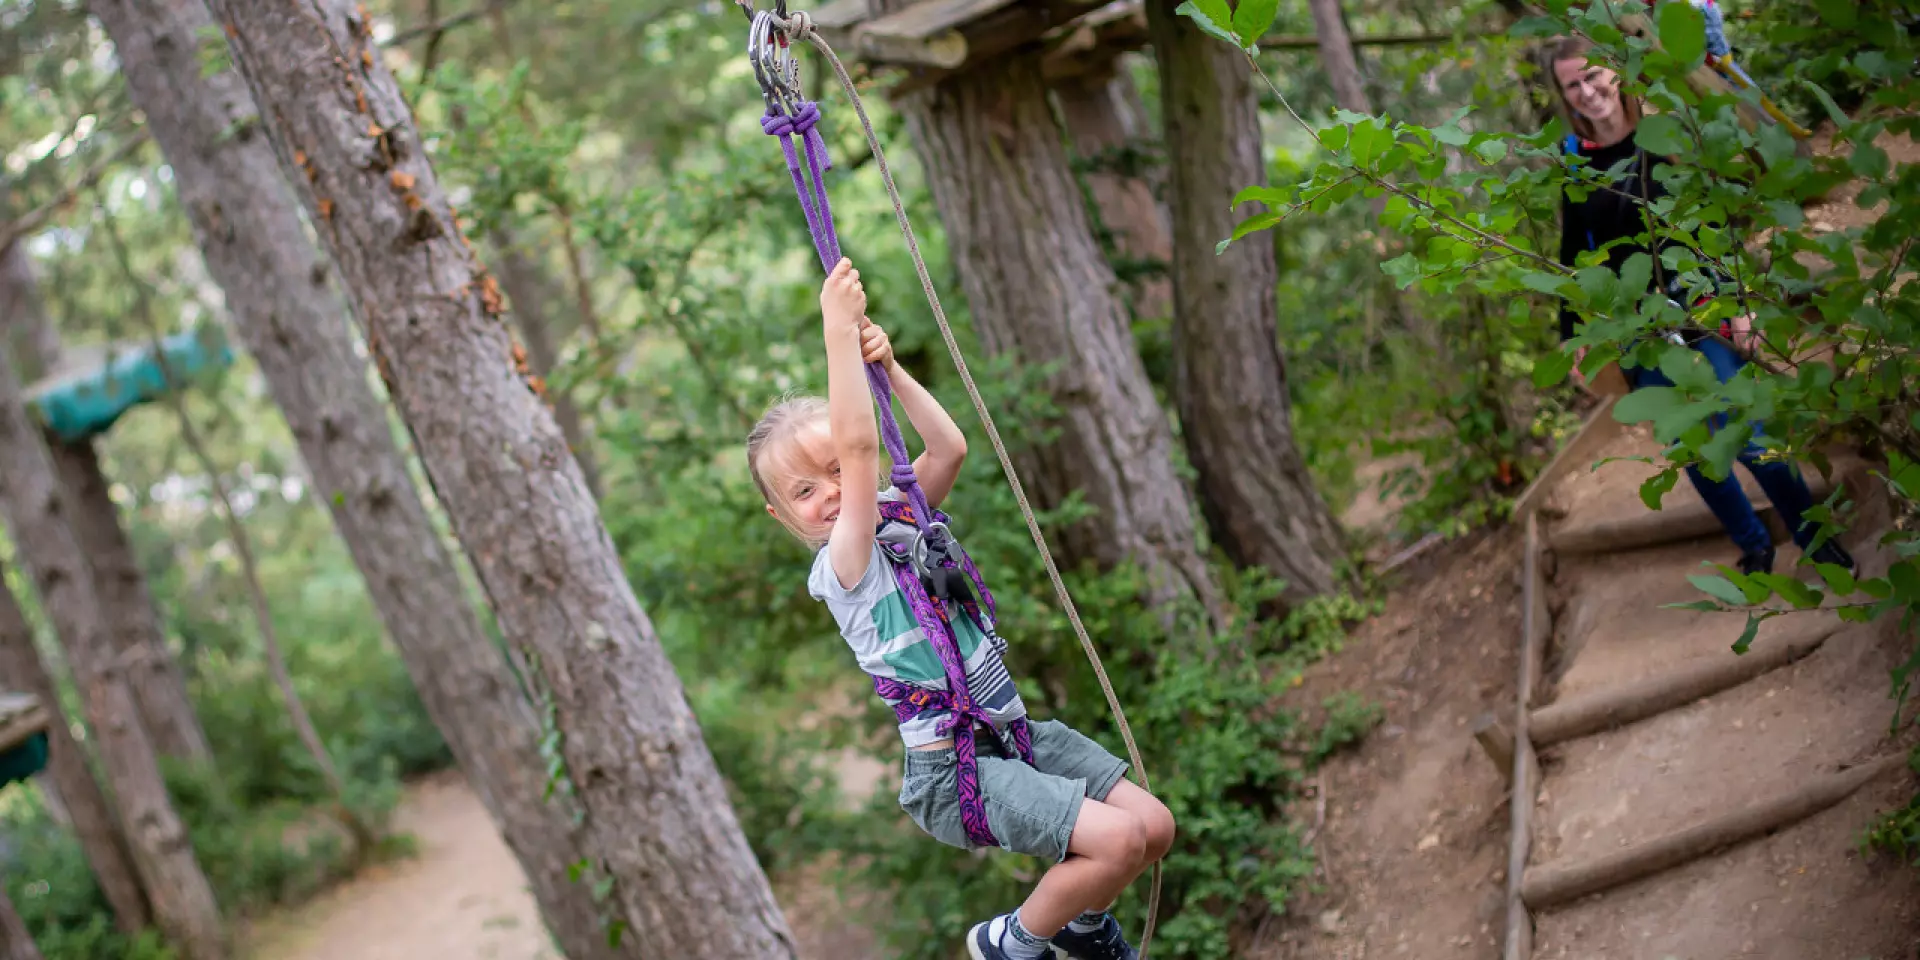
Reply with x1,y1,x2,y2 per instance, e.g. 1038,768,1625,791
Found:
764,101,1033,849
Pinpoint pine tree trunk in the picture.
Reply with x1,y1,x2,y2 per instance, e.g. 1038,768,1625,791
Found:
203,2,795,954
0,355,227,960
886,42,1220,616
1307,0,1373,115
1053,64,1173,321
88,1,648,956
43,440,213,764
0,564,151,934
0,880,42,960
1147,0,1346,605
1,244,212,765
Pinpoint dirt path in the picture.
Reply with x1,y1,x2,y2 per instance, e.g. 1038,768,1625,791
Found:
240,771,556,960
1262,426,1920,959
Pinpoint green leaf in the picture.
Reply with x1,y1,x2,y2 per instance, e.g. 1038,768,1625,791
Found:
1815,562,1857,595
1639,468,1680,510
1688,573,1749,606
1664,599,1725,612
1321,124,1350,150
1636,114,1689,155
1520,270,1574,296
1811,0,1857,29
1731,612,1764,654
1656,0,1707,68
1533,348,1576,388
1216,211,1283,253
1231,0,1281,51
1859,576,1894,600
1797,79,1852,127
1175,0,1240,48
1752,573,1821,609
1230,185,1290,208
1433,124,1471,147
1849,142,1889,180
1474,139,1509,164
1890,560,1920,602
1615,385,1683,425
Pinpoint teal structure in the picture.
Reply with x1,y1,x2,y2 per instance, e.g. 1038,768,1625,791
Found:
26,328,234,443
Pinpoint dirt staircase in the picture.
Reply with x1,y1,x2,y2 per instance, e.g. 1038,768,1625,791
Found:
1497,414,1920,960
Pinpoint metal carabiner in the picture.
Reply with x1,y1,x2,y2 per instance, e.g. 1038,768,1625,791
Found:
748,9,804,115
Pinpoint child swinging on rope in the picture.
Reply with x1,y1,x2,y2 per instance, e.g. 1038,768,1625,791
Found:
747,258,1174,960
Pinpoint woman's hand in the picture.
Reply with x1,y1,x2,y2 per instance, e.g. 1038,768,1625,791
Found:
820,258,866,332
860,321,895,368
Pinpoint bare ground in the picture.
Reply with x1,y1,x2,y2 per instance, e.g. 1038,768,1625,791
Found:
1255,425,1920,960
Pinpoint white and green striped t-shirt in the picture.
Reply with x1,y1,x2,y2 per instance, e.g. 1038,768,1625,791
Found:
808,493,1027,748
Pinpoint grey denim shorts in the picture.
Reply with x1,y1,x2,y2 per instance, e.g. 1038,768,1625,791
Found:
898,719,1129,863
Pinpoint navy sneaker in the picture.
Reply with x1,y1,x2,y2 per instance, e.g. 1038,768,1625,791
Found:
1050,914,1137,960
1806,540,1858,578
1738,545,1775,576
966,920,1016,960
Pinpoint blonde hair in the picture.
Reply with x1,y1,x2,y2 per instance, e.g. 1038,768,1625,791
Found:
1546,36,1644,144
747,395,832,544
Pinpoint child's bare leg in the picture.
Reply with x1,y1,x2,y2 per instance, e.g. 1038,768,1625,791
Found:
1101,780,1175,865
1015,797,1147,936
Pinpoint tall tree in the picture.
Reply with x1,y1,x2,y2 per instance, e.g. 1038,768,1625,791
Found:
204,1,795,955
2,243,211,765
490,231,601,498
1307,0,1373,115
1052,63,1173,321
0,879,42,960
0,331,227,960
87,0,647,956
1147,0,1346,604
880,24,1221,616
0,562,150,934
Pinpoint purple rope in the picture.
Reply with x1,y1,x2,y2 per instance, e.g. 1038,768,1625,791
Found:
762,101,935,533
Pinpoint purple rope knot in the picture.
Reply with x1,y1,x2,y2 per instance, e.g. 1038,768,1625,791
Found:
890,464,921,489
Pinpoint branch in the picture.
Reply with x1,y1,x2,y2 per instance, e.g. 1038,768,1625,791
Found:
0,130,151,255
382,0,520,48
1258,29,1502,51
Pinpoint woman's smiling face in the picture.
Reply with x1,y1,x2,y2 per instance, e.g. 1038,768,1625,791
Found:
1554,56,1622,124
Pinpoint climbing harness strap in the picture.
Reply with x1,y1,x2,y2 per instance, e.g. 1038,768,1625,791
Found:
872,500,1035,849
745,4,1162,950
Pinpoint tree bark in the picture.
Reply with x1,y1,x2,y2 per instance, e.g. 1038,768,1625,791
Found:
0,879,42,960
0,563,150,934
88,1,649,956
885,37,1220,616
1307,0,1373,115
203,2,795,955
1052,64,1173,321
0,347,227,960
491,232,600,499
44,441,213,764
1148,0,1346,604
0,244,212,765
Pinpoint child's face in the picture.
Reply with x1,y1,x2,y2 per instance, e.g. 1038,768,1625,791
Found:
763,419,843,544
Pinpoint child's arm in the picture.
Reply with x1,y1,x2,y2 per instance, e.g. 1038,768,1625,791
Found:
824,259,880,590
863,324,967,508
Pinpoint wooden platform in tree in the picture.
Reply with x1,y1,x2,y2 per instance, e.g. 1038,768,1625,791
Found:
0,693,50,754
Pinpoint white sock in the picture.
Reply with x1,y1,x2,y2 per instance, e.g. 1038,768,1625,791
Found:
1067,910,1108,935
990,912,1051,960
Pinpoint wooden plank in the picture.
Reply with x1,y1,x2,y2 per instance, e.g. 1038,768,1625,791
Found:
1521,753,1907,909
1530,618,1839,747
0,695,49,755
1503,513,1548,960
1510,396,1622,523
859,0,1019,38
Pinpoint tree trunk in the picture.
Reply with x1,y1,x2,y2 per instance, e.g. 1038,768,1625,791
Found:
44,441,213,764
1307,0,1373,115
1147,0,1346,605
491,232,600,498
88,1,649,956
886,40,1221,616
1053,64,1173,321
0,880,42,960
0,352,227,960
0,244,212,765
0,564,151,934
204,2,795,955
